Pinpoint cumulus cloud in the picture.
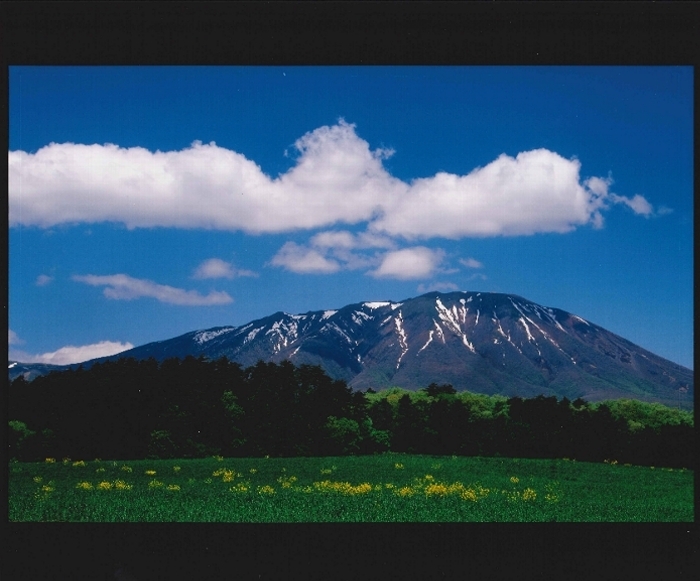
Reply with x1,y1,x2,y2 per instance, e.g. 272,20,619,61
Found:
9,120,401,233
459,257,484,269
72,274,233,305
269,242,341,274
11,340,135,365
9,121,656,239
9,329,24,345
369,247,445,280
192,258,257,279
310,229,396,251
271,230,396,274
417,281,460,293
36,274,54,286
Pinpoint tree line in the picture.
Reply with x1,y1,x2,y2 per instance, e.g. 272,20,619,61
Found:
8,356,694,468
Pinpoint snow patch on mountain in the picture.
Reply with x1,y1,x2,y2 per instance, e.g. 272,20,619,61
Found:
364,302,391,309
244,326,264,344
321,310,337,320
418,330,434,354
435,298,475,353
194,327,236,344
352,310,372,325
322,322,354,345
394,311,409,369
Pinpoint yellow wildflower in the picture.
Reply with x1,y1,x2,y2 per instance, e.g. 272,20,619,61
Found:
249,468,257,474
62,457,71,464
145,470,156,476
44,458,56,463
41,484,55,493
258,485,275,495
396,486,415,497
510,476,519,484
114,480,132,491
354,483,372,494
166,484,180,491
173,466,181,473
72,460,86,467
522,488,537,501
97,481,113,490
277,475,298,488
33,476,43,483
148,479,164,488
121,465,133,472
76,481,93,490
425,483,449,497
96,467,106,473
461,489,478,502
394,463,404,469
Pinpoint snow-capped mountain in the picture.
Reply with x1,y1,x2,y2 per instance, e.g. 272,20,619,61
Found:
9,291,693,408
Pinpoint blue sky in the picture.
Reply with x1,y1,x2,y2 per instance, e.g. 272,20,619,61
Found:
8,66,693,369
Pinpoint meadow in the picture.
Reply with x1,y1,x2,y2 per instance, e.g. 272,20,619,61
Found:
9,453,693,522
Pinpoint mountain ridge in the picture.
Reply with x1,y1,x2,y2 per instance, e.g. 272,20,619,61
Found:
9,291,693,409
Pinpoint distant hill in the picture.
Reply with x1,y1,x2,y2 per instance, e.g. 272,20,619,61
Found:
8,361,67,382
9,291,693,409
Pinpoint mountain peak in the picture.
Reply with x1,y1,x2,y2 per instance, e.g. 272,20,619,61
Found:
10,291,693,409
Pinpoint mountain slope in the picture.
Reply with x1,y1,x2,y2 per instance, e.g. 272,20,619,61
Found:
9,291,693,409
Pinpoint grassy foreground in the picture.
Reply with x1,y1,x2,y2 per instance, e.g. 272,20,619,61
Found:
9,453,693,522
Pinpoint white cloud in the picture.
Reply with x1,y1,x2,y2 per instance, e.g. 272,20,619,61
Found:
9,121,655,239
369,247,445,280
417,281,460,293
11,340,135,365
36,274,54,286
310,229,395,251
459,257,484,269
269,242,341,274
9,329,24,345
192,258,257,279
72,273,233,306
609,193,654,216
271,230,396,274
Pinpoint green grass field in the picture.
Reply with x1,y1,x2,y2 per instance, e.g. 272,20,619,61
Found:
9,453,693,522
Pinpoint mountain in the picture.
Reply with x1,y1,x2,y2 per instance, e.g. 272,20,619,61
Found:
9,291,693,409
8,361,67,382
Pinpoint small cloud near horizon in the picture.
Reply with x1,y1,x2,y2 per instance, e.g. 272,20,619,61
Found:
192,258,257,279
417,281,460,294
369,247,445,280
10,340,135,365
